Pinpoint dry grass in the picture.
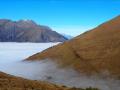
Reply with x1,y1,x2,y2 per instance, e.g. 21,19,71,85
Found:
0,72,99,90
27,16,120,78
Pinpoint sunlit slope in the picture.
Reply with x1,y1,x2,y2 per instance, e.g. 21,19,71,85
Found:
27,16,120,78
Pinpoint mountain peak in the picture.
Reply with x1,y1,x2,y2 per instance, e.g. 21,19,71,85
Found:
0,19,67,42
18,19,37,25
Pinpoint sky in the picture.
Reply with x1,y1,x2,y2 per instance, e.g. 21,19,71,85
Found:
0,0,119,36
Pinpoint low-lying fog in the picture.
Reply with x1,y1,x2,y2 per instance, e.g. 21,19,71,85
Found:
0,43,119,90
0,42,59,63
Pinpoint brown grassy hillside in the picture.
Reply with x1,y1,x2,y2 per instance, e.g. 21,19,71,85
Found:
0,72,98,90
26,16,120,78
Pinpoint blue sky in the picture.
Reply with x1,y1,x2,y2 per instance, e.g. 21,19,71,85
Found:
0,0,120,36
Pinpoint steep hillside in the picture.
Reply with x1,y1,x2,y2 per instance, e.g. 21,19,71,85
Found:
0,72,98,90
26,16,120,78
0,19,67,42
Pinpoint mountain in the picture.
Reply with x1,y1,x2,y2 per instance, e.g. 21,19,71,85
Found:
62,33,73,39
26,15,120,78
0,72,98,90
0,19,67,42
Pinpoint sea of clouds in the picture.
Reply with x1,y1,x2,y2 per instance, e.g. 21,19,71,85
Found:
0,42,119,90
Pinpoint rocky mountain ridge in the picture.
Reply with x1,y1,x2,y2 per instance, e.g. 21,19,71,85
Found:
0,19,67,42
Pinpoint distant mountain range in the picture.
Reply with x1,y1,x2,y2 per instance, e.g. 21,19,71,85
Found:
27,15,120,79
0,19,68,42
62,33,73,39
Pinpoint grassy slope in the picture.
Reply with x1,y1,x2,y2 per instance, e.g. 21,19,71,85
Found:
27,16,120,78
0,72,98,90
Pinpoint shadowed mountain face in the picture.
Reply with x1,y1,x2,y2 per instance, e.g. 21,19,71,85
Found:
26,16,120,78
0,19,67,42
